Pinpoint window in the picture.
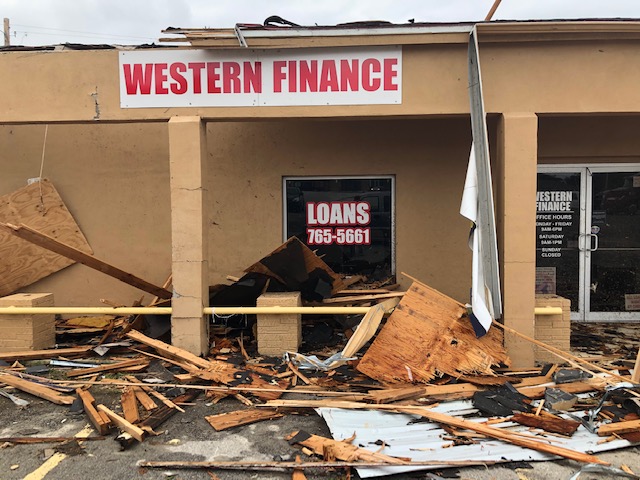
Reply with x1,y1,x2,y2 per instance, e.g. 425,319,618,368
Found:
284,176,395,278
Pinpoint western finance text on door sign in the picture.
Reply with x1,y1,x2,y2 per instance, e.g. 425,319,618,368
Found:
536,190,573,211
306,202,371,246
536,190,576,258
119,47,402,108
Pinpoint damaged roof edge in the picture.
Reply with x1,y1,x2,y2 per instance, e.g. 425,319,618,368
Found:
163,18,640,40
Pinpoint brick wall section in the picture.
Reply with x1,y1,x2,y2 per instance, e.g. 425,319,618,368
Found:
534,294,571,364
0,293,55,352
256,292,302,356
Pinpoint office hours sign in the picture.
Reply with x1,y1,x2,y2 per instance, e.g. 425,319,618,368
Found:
536,189,577,258
119,46,402,108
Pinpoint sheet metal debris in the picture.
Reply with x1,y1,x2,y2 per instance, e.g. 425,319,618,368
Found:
0,260,638,478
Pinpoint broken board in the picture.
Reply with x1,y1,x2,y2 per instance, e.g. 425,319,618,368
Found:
0,179,93,296
245,237,345,298
357,281,509,383
205,408,284,431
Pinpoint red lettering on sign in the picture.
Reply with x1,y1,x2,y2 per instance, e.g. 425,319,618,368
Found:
188,62,205,94
121,52,399,101
206,62,221,94
340,59,359,91
273,61,286,93
169,62,188,94
154,63,169,94
319,60,339,92
362,59,381,92
300,60,318,92
244,61,262,93
288,60,297,93
383,58,398,91
222,62,241,93
123,64,153,95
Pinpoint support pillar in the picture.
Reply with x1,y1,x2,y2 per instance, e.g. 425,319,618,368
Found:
168,116,209,355
496,113,538,368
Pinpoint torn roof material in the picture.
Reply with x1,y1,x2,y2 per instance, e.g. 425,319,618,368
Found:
316,402,639,478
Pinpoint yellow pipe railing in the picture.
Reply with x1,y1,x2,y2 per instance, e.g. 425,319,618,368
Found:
0,306,562,315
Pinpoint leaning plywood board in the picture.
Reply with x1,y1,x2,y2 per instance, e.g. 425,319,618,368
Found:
0,179,92,296
357,281,509,383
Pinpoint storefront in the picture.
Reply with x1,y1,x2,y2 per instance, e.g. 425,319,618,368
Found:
537,165,640,321
1,20,640,366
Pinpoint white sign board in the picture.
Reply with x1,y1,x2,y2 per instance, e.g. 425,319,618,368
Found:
119,47,402,108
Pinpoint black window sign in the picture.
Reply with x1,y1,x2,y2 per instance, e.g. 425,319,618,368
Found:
536,190,576,257
535,173,581,309
285,177,393,278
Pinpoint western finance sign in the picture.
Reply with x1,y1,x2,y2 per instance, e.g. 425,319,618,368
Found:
119,46,402,108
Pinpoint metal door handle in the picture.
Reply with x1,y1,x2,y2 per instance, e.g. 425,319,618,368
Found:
587,233,599,251
578,233,587,251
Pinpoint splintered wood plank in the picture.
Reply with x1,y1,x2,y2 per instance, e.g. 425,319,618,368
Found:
97,404,145,442
357,281,509,384
0,374,75,405
0,222,172,299
204,408,284,431
367,386,426,404
117,390,200,450
0,346,92,362
126,330,217,371
598,419,640,436
76,388,111,435
66,358,148,378
126,330,237,384
394,406,608,465
518,379,605,399
0,179,93,295
121,388,140,424
341,297,399,359
321,292,405,305
511,412,581,436
286,430,410,464
292,455,307,480
132,387,158,411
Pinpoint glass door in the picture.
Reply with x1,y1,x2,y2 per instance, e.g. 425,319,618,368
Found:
586,169,640,320
537,165,640,321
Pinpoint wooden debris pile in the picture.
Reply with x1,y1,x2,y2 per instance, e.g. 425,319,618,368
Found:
1,269,639,477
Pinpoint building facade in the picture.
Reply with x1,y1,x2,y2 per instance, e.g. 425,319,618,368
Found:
1,21,639,365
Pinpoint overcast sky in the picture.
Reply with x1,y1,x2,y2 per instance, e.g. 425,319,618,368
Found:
3,0,640,46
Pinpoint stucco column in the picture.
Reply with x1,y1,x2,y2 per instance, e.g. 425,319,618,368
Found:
496,113,538,368
168,116,209,355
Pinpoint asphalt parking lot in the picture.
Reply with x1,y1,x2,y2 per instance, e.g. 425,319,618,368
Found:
1,383,639,480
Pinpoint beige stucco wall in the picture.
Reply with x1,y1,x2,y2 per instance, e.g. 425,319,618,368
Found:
2,27,640,315
0,123,171,306
3,35,640,123
206,117,473,300
539,115,640,163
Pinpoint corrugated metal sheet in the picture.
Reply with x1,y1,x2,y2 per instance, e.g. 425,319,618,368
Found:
317,400,638,478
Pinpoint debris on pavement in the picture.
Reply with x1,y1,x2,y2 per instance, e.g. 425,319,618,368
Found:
1,245,639,478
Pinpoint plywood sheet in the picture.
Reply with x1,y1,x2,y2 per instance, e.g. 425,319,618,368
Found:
357,281,509,384
0,179,92,296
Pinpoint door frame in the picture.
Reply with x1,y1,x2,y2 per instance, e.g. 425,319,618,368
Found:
538,163,640,322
